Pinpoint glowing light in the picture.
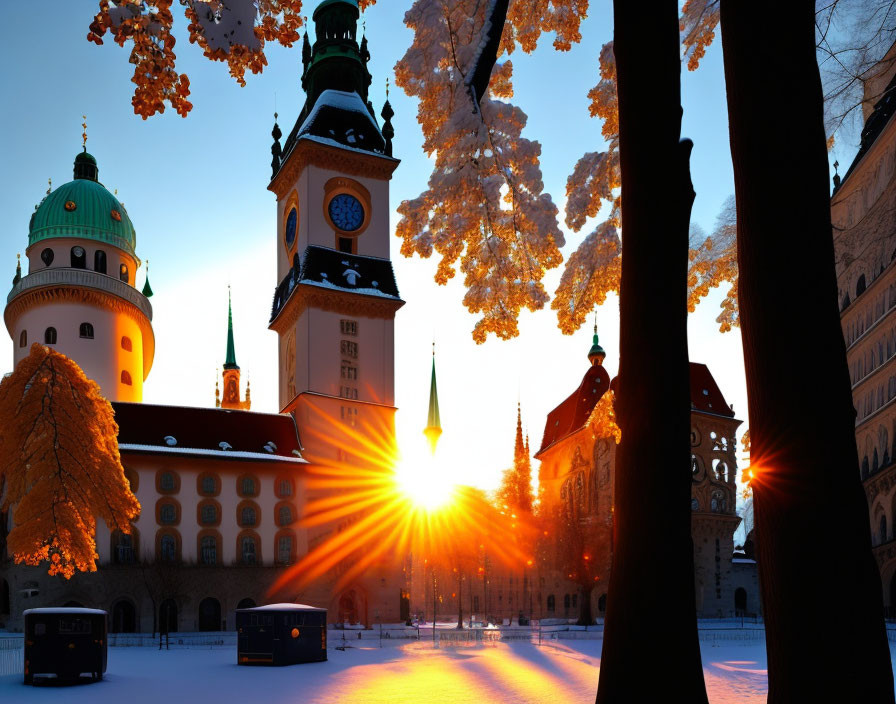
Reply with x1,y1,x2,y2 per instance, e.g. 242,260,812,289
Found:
393,439,457,511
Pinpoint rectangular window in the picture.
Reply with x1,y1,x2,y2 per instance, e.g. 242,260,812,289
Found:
278,536,293,564
340,386,358,400
340,340,359,358
341,364,358,380
340,406,358,427
340,320,358,336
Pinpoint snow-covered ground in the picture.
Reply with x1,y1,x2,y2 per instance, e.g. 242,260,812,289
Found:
0,638,776,703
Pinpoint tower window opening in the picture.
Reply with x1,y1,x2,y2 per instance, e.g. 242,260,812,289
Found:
19,330,26,348
40,248,54,267
79,322,94,339
121,336,132,352
341,364,358,381
121,370,132,386
94,250,107,274
340,320,358,336
120,263,129,283
340,340,359,358
44,327,57,345
70,246,86,269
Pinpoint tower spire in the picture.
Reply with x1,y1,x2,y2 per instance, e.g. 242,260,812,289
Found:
588,312,606,366
224,286,239,370
423,342,442,453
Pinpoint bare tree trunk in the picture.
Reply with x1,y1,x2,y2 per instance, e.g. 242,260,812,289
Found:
720,2,894,701
597,2,706,701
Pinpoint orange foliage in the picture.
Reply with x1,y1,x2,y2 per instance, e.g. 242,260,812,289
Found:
88,0,306,119
0,344,140,578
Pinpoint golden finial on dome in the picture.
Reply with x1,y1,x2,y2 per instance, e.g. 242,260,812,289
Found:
46,178,52,195
81,115,87,150
386,77,390,100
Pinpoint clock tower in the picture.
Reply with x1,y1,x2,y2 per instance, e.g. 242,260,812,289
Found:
268,0,402,465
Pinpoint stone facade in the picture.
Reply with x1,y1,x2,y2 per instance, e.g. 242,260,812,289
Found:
832,44,896,614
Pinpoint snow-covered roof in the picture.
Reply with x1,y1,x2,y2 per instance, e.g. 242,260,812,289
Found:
24,608,107,616
112,402,304,461
239,603,326,612
298,90,378,136
119,444,307,464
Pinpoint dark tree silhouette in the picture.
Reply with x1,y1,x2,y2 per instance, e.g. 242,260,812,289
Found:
720,2,895,701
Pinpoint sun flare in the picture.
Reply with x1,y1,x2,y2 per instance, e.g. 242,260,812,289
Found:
393,445,457,512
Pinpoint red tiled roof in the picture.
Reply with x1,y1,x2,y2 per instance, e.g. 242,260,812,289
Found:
689,363,734,418
537,364,611,456
536,362,733,456
111,402,303,461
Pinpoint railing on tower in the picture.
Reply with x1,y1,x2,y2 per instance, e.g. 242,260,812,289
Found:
8,268,153,320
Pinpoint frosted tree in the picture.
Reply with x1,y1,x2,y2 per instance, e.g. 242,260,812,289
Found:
0,344,140,579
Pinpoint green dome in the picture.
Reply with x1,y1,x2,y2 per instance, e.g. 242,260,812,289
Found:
28,152,136,256
313,0,358,19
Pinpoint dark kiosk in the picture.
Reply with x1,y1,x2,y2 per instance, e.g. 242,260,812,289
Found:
237,603,327,665
23,607,108,684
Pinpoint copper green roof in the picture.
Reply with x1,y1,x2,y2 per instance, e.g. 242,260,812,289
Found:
313,0,358,19
28,152,137,256
224,290,239,370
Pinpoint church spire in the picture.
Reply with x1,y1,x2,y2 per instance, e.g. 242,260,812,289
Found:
588,314,606,366
224,287,239,370
423,342,442,453
514,401,525,466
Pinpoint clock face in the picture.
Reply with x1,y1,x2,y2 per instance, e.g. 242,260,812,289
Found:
328,193,364,232
284,207,297,248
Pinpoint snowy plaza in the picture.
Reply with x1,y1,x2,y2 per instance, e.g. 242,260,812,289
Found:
0,633,778,704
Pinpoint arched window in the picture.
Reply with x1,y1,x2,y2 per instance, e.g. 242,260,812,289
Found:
278,505,293,527
79,322,94,339
120,263,129,283
240,476,258,497
159,534,177,562
564,594,571,610
199,474,218,496
121,370,132,386
241,535,258,565
112,530,137,564
200,535,218,565
240,506,257,527
201,504,217,525
19,330,26,348
94,250,107,274
70,246,86,269
158,471,179,493
547,595,556,612
44,327,57,344
111,600,137,633
121,336,132,352
277,478,293,498
159,504,177,525
277,533,294,564
857,274,867,297
198,597,221,631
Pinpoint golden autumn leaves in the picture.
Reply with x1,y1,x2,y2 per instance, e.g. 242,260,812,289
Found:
88,0,312,119
0,344,139,578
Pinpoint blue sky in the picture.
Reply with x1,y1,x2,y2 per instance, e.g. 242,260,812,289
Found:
1,2,835,491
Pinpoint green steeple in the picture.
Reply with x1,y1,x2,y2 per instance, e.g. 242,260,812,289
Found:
423,345,442,453
588,319,606,366
224,288,239,370
300,0,371,117
141,260,154,298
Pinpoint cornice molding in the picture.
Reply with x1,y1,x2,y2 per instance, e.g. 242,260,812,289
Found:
5,286,155,379
269,138,399,199
269,283,403,333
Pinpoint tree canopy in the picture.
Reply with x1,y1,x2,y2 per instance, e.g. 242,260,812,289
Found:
0,344,139,578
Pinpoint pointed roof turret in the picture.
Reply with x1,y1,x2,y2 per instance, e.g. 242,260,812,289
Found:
514,402,525,466
141,260,154,297
588,317,606,366
423,343,442,453
224,287,239,370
